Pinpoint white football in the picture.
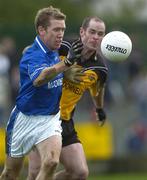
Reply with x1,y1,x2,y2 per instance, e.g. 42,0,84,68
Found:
101,31,132,62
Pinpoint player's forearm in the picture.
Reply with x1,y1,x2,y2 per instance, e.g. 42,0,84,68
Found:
54,60,69,72
93,87,105,108
33,61,68,87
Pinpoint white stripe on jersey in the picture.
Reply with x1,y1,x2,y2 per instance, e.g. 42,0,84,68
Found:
35,37,46,54
62,41,72,49
83,66,108,73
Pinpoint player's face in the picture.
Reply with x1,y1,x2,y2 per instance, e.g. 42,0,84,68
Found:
39,19,66,50
80,19,105,51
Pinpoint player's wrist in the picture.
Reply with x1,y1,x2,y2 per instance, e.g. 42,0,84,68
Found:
96,107,103,112
96,108,106,121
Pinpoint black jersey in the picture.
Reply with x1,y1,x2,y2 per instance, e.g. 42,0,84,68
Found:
59,40,108,120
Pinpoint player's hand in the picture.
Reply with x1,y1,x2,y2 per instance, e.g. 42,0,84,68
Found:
96,108,106,126
64,65,85,84
64,39,83,66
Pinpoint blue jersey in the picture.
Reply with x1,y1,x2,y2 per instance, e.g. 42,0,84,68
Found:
16,36,63,115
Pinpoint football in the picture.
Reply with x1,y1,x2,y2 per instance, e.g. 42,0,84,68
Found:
101,31,132,62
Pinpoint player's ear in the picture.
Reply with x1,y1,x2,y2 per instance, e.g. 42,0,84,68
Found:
38,26,46,36
80,27,84,37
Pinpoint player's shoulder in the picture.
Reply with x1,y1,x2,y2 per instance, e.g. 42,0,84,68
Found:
21,44,44,63
95,53,108,84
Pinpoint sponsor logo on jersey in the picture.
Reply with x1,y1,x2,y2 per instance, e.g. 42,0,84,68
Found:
63,81,83,95
48,78,63,89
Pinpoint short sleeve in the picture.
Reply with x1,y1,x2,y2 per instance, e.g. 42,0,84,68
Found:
28,54,48,82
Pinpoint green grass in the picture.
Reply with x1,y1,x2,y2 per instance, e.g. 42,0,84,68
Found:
2,166,147,180
88,173,147,180
8,173,147,180
19,173,147,180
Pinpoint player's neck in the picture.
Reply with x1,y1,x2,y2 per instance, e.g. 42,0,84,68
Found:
82,49,95,59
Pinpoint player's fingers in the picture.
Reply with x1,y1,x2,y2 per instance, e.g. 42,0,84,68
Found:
72,40,83,51
71,66,84,72
74,46,83,53
75,73,86,77
75,74,85,80
73,77,83,84
72,79,81,84
75,54,82,59
72,38,82,46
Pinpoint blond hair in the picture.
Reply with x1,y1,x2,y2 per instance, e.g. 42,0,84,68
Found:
35,6,66,34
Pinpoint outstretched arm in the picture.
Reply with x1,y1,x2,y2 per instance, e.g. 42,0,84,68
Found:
92,84,107,126
33,61,68,87
33,39,83,87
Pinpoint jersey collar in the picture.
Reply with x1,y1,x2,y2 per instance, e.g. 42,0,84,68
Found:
35,36,55,54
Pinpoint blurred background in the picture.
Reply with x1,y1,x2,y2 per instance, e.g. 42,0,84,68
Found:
0,0,147,177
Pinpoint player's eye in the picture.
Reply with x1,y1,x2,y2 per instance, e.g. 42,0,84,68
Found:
89,30,96,34
98,32,105,37
54,28,65,32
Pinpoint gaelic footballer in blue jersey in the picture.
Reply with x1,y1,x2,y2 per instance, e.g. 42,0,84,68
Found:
27,16,108,180
0,6,83,180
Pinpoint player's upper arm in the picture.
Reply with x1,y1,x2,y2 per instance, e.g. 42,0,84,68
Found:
28,53,48,84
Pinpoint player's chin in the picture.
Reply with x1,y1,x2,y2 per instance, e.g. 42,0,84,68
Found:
54,43,61,49
88,45,97,51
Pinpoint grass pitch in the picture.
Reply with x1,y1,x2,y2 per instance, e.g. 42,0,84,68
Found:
88,173,147,180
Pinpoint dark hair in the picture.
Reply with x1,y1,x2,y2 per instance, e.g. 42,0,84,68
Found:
81,16,104,30
35,6,66,34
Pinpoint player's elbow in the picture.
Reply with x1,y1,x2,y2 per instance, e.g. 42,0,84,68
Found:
33,78,44,87
33,68,49,87
33,67,57,87
33,75,52,87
